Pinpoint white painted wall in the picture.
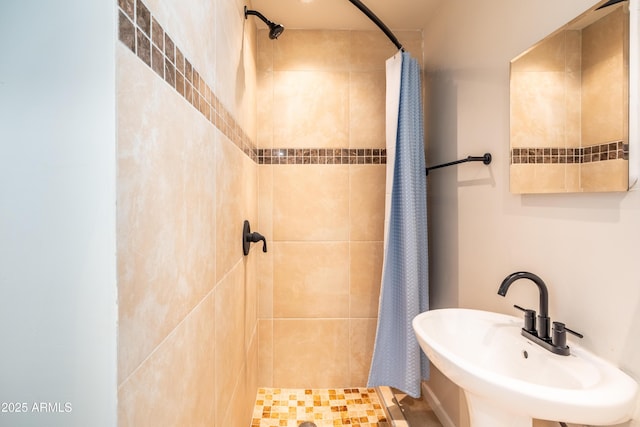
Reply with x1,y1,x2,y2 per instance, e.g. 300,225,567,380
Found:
0,1,117,426
423,0,640,425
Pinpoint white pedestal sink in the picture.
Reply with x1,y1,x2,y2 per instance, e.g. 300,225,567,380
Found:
412,309,638,427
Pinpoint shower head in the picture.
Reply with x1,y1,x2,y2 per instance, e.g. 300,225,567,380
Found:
244,6,285,39
268,22,285,40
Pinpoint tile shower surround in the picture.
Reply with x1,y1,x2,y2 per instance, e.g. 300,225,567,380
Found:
118,0,387,166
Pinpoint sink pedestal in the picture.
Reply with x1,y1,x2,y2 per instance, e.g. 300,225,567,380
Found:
465,392,531,427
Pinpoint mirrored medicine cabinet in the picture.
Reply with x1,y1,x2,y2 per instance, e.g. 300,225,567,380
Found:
509,0,630,193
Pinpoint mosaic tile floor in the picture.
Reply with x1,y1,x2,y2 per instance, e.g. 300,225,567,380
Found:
251,388,390,427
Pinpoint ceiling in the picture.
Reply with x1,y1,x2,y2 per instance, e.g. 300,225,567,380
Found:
250,0,442,31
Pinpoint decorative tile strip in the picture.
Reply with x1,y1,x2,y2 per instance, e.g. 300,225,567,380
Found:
117,0,385,167
258,148,387,165
582,141,629,163
117,0,258,162
511,141,628,164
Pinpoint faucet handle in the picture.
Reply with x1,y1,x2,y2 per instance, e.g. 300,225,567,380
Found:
513,304,532,313
552,322,583,349
563,324,583,339
552,321,583,338
513,305,537,334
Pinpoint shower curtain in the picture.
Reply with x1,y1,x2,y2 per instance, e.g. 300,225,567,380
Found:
367,51,429,398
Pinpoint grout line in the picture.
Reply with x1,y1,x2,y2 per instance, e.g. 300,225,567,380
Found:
117,285,217,389
118,255,249,389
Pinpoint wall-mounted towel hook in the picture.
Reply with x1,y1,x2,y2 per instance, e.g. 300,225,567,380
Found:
243,220,267,256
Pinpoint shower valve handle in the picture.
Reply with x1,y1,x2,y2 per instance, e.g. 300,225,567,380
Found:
242,220,268,255
248,232,267,252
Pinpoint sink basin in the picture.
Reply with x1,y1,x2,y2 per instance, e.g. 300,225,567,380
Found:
413,308,638,426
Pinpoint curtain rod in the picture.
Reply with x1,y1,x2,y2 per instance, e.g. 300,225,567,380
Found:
347,0,404,51
425,153,492,175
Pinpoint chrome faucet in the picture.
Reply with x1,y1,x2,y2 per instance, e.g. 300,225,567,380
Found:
498,271,582,356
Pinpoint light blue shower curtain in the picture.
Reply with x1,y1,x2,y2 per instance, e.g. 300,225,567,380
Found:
367,51,429,398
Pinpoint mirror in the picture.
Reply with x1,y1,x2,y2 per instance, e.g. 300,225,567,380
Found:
510,0,629,193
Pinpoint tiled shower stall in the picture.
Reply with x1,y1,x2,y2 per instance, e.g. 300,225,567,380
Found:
255,28,423,389
116,0,423,424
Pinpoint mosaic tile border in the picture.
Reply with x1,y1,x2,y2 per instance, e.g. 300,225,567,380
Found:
117,0,386,167
251,387,389,427
258,149,387,165
117,0,258,161
511,141,628,164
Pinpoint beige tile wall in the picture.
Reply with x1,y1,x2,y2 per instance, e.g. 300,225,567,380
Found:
510,30,582,193
510,31,576,151
581,6,627,148
510,5,628,193
257,29,423,388
116,0,259,425
581,6,628,192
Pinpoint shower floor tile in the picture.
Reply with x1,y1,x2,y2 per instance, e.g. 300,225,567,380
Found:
251,387,390,427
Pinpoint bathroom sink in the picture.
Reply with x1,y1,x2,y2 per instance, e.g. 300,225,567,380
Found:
412,308,638,426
